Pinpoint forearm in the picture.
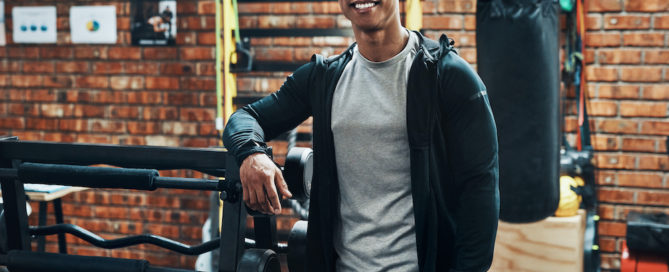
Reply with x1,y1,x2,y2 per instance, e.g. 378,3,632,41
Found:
222,108,268,166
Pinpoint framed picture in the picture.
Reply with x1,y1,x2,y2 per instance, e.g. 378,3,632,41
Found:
70,6,117,44
131,0,176,46
0,1,6,46
12,6,57,44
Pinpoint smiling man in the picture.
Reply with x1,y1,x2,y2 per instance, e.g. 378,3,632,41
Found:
223,0,500,271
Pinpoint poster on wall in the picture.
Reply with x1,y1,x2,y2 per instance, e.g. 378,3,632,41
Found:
0,1,6,46
131,0,176,46
12,6,57,44
70,6,117,44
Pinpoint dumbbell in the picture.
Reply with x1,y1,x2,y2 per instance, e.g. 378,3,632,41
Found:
238,248,281,272
287,220,308,272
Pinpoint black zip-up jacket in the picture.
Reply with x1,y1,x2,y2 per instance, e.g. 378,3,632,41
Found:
223,32,499,272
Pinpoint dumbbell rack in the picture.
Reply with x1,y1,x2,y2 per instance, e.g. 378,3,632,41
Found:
0,137,305,272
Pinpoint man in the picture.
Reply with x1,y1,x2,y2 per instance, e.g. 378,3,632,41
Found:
222,0,499,270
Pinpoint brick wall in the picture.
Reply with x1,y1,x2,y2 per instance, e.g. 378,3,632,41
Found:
0,0,667,271
1,0,218,269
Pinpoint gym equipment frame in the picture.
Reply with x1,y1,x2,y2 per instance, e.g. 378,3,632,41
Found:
0,137,310,272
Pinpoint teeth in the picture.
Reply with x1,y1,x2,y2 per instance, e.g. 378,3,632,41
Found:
354,2,375,9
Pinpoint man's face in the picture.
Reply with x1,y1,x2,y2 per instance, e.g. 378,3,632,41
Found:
338,0,399,32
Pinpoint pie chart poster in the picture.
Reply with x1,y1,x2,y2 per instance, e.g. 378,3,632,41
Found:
131,0,176,46
70,6,117,44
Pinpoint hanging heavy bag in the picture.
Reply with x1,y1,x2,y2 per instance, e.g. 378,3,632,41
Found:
476,0,561,223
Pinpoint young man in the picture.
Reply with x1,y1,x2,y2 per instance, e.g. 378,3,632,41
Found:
223,0,500,270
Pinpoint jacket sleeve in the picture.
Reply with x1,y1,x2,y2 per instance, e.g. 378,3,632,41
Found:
222,61,315,166
439,54,500,272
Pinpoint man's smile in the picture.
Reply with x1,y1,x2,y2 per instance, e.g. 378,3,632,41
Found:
349,1,380,11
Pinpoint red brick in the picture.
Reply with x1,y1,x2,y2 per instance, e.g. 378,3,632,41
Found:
586,15,602,30
598,188,636,205
592,135,620,151
196,32,216,45
623,32,665,47
587,0,623,12
617,172,664,188
8,103,39,116
585,66,618,82
75,76,109,88
40,47,73,59
622,137,657,152
254,47,294,62
599,237,618,252
180,47,214,60
637,191,669,206
589,101,618,116
25,118,58,131
585,33,621,47
597,119,638,134
56,61,89,73
43,132,76,142
640,121,669,136
197,1,216,14
603,15,650,30
644,50,669,64
597,84,639,99
93,206,128,219
0,60,20,72
23,61,55,73
161,122,198,136
159,63,194,75
312,2,341,14
127,122,161,135
463,15,475,30
296,16,336,28
656,15,669,29
620,67,663,82
438,0,475,13
595,153,636,169
59,119,87,132
180,108,215,121
598,221,627,237
144,47,178,60
11,75,43,87
110,106,139,119
642,85,669,100
177,1,198,13
44,76,74,88
126,91,164,104
110,76,144,91
423,15,463,30
109,47,141,60
597,50,641,64
638,155,669,171
142,107,179,120
40,104,74,118
89,120,126,134
146,77,180,90
180,77,216,91
238,3,270,13
73,105,106,118
624,0,669,12
92,62,123,74
620,101,667,117
74,47,109,59
123,62,159,75
0,117,24,129
257,15,296,28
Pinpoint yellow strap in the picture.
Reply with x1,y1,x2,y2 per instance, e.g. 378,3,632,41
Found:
405,0,422,31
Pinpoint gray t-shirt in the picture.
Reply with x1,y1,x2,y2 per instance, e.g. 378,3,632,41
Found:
331,30,419,272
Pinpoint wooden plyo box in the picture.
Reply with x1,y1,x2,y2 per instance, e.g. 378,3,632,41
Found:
490,210,586,272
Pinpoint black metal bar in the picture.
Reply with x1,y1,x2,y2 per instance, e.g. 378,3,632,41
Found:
37,202,48,252
154,177,220,191
52,199,67,254
253,216,278,250
0,168,17,179
0,156,31,251
220,154,247,272
0,141,227,176
239,28,353,37
146,266,196,272
243,238,288,254
29,224,220,255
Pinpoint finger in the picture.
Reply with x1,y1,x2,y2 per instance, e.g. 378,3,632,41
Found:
248,183,260,211
254,187,270,214
274,170,292,199
242,182,251,208
264,178,281,214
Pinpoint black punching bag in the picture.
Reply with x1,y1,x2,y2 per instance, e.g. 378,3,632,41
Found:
476,0,560,223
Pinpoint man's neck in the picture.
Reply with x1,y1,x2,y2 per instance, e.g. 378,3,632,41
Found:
354,24,409,62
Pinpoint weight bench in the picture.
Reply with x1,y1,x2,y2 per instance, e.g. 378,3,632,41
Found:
0,137,310,272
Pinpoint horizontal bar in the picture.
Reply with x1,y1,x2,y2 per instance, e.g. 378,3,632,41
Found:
0,141,227,176
239,28,353,37
244,238,288,254
30,224,220,255
154,176,221,191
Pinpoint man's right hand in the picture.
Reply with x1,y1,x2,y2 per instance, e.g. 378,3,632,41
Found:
239,153,293,215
